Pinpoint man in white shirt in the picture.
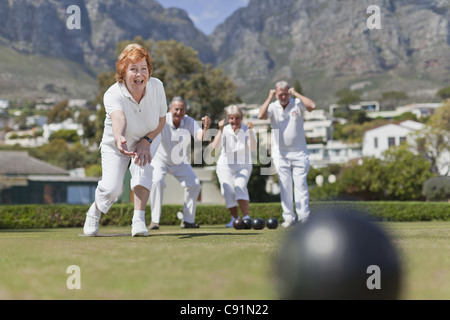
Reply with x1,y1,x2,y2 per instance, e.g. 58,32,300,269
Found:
149,97,211,229
258,81,317,227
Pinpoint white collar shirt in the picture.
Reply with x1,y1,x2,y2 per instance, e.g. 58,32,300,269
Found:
154,112,202,166
101,78,168,151
267,97,308,156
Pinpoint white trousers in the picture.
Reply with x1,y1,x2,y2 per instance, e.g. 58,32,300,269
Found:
94,138,160,214
216,164,252,209
150,158,201,224
273,153,310,221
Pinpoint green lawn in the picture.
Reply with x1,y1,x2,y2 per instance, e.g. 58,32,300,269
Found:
0,222,449,300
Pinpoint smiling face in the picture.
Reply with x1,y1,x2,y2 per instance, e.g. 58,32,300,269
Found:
124,58,150,99
170,100,187,127
227,113,242,132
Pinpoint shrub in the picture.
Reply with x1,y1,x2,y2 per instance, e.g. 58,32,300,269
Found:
422,177,450,202
1,202,449,229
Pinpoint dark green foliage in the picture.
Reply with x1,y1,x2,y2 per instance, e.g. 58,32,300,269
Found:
422,177,450,202
1,202,449,229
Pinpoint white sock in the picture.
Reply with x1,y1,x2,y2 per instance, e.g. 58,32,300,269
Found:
133,210,146,222
87,202,101,219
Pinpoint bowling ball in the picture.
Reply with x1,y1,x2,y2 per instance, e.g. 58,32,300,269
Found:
243,219,252,230
252,218,265,230
233,218,245,230
266,218,279,230
275,210,402,300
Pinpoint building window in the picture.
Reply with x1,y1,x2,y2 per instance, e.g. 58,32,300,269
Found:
388,137,396,147
374,137,378,148
399,137,407,145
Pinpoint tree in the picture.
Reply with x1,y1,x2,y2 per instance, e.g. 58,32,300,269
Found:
77,108,97,143
415,102,450,175
49,129,80,143
382,145,434,200
338,146,434,201
381,91,408,109
338,158,386,200
294,80,303,95
436,86,450,100
334,89,361,106
47,100,73,124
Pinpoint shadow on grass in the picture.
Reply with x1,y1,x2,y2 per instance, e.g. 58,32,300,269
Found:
0,229,53,233
154,232,262,239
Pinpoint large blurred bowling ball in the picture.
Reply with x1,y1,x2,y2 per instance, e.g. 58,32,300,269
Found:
275,209,402,300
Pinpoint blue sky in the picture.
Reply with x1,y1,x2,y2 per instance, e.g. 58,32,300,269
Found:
159,0,250,35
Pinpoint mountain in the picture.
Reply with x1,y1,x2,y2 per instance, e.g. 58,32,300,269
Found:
210,0,450,106
0,0,448,107
0,0,215,100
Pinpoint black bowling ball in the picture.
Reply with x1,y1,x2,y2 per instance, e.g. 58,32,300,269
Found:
243,219,252,230
252,218,265,230
266,218,279,230
233,218,245,230
275,210,403,300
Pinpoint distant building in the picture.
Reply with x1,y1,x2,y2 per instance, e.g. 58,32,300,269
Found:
330,101,380,116
0,151,98,205
0,99,9,110
68,99,88,109
308,141,362,168
362,120,425,158
367,103,442,120
42,118,84,142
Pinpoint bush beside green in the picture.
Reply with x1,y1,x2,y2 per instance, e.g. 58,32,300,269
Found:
0,201,449,229
422,177,450,202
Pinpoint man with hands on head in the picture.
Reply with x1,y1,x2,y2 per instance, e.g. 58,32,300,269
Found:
83,43,167,237
149,97,211,230
258,81,317,228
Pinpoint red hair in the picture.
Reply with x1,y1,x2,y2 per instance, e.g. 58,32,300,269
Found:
115,44,153,83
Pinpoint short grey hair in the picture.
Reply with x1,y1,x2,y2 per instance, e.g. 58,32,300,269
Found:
225,105,243,118
275,81,290,90
170,96,187,108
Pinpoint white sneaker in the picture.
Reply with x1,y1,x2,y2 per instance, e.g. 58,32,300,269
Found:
83,215,99,237
282,216,295,228
226,217,236,228
132,220,149,237
298,216,309,224
83,203,100,236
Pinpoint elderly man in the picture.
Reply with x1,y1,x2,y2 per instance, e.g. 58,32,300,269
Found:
258,81,317,228
149,97,211,229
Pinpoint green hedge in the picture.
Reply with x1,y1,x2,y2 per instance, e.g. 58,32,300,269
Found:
0,201,449,229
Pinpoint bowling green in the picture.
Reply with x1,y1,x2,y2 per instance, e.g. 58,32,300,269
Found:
0,221,449,300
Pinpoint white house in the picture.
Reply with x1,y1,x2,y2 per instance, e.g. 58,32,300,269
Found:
362,120,425,158
308,141,362,168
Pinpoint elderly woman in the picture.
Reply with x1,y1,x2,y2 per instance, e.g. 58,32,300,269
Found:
212,105,257,227
83,44,167,237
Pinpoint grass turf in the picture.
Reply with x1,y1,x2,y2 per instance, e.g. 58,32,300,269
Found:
0,222,449,300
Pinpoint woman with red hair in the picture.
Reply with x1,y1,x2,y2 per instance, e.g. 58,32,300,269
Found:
83,44,167,237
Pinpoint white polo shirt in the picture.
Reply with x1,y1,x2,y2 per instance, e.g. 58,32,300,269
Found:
154,112,202,166
101,78,168,151
268,98,308,157
217,124,257,165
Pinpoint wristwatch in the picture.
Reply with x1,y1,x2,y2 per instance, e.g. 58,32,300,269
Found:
142,136,152,144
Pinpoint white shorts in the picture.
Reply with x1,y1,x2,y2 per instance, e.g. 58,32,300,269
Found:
216,164,252,209
95,136,161,213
